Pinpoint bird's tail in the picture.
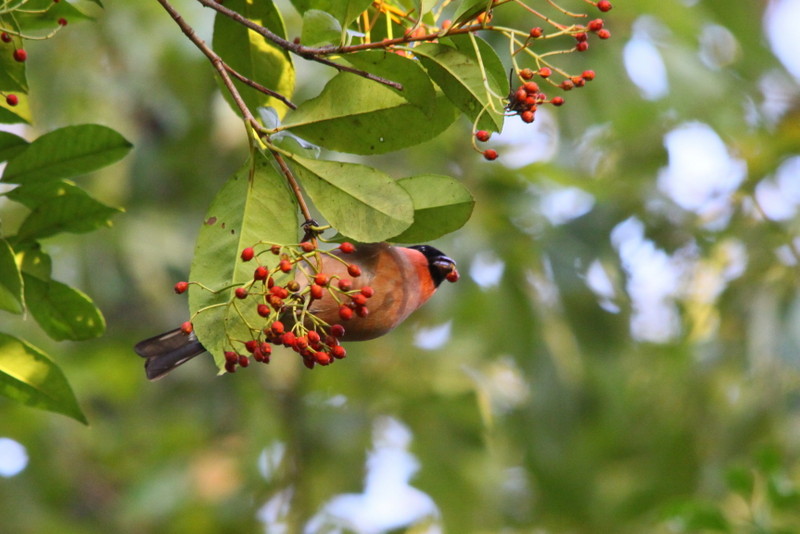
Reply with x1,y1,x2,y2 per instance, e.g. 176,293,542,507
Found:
134,328,206,380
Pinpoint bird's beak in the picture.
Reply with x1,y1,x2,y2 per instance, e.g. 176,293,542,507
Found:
431,256,456,283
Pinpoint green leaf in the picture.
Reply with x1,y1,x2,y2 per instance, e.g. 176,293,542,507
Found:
212,0,295,119
414,39,504,132
390,174,474,243
189,155,299,369
343,50,436,114
281,71,458,155
13,182,121,242
1,124,132,184
0,20,27,94
448,33,509,108
0,239,24,314
0,333,87,424
0,130,29,163
289,0,371,27
300,9,341,46
18,244,52,280
452,0,492,25
0,93,32,125
23,274,105,341
290,155,414,242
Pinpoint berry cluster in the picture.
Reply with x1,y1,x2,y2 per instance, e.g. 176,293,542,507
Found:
176,241,374,373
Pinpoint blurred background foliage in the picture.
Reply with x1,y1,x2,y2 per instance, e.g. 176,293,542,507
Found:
2,0,800,532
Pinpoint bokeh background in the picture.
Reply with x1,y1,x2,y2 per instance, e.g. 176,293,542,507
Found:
2,0,800,532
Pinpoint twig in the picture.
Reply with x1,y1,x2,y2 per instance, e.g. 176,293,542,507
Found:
223,64,297,110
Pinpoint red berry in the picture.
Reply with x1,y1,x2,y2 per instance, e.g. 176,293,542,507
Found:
575,32,588,43
355,305,369,318
514,88,527,102
538,67,552,78
294,336,308,350
314,351,331,365
597,0,612,12
582,70,596,81
314,273,328,286
520,110,535,123
339,242,355,254
351,293,368,306
475,130,491,142
238,355,250,367
529,27,543,38
597,29,611,39
224,351,239,363
282,331,296,347
241,247,255,261
235,287,248,299
571,76,586,87
57,18,68,26
13,49,26,62
446,269,460,283
225,361,237,373
244,340,258,353
271,244,281,255
347,264,361,277
588,18,604,32
307,330,321,344
260,342,272,355
279,259,292,272
257,304,270,317
174,281,189,294
360,286,374,298
254,265,268,281
551,96,565,106
4,94,17,107
339,305,353,320
483,149,498,161
303,358,315,369
559,79,575,91
271,321,285,334
1,33,11,43
331,345,347,359
523,81,539,94
310,283,324,299
576,41,589,52
330,324,345,338
338,278,352,291
180,321,193,335
519,68,534,80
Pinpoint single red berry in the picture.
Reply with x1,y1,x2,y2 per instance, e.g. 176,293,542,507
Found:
224,351,239,363
521,110,535,123
57,18,68,26
253,347,265,362
347,264,362,277
514,88,527,102
339,305,353,321
576,41,589,52
241,247,255,261
360,286,374,298
575,32,588,43
524,96,537,107
268,295,283,310
271,321,285,334
588,18,604,32
310,283,324,300
475,130,491,142
597,0,612,12
307,330,321,344
582,70,596,81
571,76,586,87
330,324,346,338
282,331,296,347
538,67,552,78
295,336,308,350
446,269,460,283
13,49,27,62
254,265,268,281
483,149,498,161
271,286,289,299
238,355,250,367
351,293,368,306
597,29,611,39
314,273,328,286
529,27,543,38
338,278,352,291
279,259,292,272
257,304,270,317
225,361,237,373
523,81,539,94
174,281,189,294
559,79,575,91
235,287,248,299
355,305,369,318
267,277,275,289
271,244,281,255
260,342,272,355
314,351,331,365
302,358,315,369
519,68,534,80
0,33,11,43
331,345,347,359
244,340,258,353
339,242,356,254
551,96,565,106
300,241,315,252
180,321,193,335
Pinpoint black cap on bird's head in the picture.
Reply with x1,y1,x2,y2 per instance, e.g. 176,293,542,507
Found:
409,245,456,287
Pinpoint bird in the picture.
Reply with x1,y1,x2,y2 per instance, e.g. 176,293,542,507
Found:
134,243,456,380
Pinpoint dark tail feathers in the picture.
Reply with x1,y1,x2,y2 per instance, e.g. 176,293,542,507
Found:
134,328,206,380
